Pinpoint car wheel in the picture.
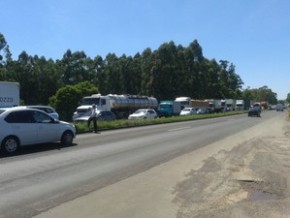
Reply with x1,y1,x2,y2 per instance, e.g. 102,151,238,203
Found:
1,136,19,154
61,131,74,146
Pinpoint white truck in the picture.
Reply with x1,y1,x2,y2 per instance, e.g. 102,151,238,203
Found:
221,99,236,111
175,97,191,109
0,81,20,108
73,94,158,120
206,99,222,113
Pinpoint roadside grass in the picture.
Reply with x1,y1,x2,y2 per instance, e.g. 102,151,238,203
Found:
74,110,246,133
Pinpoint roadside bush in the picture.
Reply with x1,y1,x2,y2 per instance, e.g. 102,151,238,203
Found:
50,85,81,121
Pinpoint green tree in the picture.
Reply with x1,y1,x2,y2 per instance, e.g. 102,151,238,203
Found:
242,86,277,105
59,50,95,85
101,53,121,94
50,85,81,121
286,93,290,104
0,33,12,80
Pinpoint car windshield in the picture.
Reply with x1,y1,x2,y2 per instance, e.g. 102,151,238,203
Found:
134,109,146,114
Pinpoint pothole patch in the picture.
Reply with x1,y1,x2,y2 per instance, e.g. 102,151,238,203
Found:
237,179,278,201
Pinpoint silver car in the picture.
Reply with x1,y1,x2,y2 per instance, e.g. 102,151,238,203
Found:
128,109,158,120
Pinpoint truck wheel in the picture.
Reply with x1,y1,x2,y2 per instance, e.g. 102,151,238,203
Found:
1,136,19,154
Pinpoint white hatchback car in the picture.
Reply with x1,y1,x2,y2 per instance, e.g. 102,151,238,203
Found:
128,109,158,120
0,107,76,154
180,107,197,116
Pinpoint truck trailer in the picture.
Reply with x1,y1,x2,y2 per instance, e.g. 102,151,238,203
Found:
0,81,20,108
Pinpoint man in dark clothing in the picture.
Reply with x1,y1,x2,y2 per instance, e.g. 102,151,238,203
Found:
88,104,98,133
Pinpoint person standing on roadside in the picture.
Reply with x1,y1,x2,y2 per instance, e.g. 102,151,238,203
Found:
88,104,98,133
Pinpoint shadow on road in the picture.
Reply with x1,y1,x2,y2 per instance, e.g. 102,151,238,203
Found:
0,143,77,158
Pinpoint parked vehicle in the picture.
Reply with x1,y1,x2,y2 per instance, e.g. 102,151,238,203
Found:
73,94,158,120
180,107,197,116
236,99,252,110
221,99,236,111
206,99,222,113
0,81,20,108
196,108,210,114
175,97,191,109
27,105,59,120
74,110,116,122
0,107,76,154
128,109,158,120
190,99,209,110
158,100,181,117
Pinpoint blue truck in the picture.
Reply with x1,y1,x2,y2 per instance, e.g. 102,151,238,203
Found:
158,100,181,117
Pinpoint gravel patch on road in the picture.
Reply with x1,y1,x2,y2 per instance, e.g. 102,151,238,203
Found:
174,115,290,218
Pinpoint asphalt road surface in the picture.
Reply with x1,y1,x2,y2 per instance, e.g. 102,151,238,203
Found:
0,110,287,218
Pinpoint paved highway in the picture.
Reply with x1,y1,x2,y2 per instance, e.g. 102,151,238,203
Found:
0,111,278,218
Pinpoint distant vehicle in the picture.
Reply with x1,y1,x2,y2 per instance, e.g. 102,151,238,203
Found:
158,100,181,117
190,99,209,111
236,99,252,110
206,99,222,113
248,107,261,117
0,81,20,108
0,107,76,154
175,97,191,109
221,99,236,111
196,108,210,114
180,107,197,116
276,104,284,112
128,109,158,120
27,105,59,120
74,110,116,122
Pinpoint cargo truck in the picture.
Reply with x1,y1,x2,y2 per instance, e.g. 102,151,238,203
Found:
0,81,20,108
206,99,222,113
158,100,181,117
175,97,191,109
221,99,236,111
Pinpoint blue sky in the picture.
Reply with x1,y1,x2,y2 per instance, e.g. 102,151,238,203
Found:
1,0,290,99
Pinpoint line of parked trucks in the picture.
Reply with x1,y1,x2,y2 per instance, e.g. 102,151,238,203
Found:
72,94,257,120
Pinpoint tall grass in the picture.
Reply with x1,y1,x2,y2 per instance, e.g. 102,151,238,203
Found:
74,111,246,133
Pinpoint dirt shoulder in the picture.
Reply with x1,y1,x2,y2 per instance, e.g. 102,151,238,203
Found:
33,112,290,218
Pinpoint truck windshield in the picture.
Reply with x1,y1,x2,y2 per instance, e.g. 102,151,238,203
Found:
82,97,100,105
160,104,172,109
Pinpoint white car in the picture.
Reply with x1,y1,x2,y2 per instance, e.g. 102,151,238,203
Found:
128,109,158,120
180,107,197,116
0,107,76,154
27,105,60,120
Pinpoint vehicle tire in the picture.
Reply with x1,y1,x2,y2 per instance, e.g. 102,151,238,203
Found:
1,136,19,154
61,131,74,146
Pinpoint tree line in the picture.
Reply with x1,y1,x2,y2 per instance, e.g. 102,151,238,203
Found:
0,33,279,120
